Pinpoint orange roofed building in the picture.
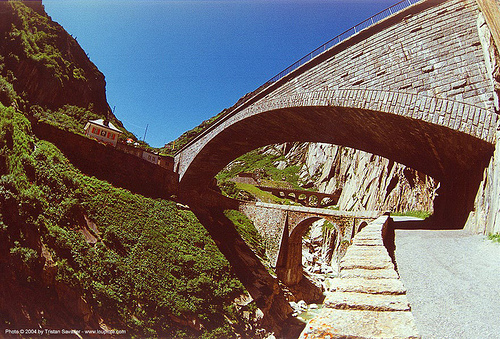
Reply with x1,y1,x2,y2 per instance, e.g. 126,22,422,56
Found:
84,119,122,147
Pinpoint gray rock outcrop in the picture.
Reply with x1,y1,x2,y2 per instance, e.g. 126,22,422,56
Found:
280,142,437,214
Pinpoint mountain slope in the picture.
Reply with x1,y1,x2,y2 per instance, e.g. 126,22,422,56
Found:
0,0,109,115
0,1,260,337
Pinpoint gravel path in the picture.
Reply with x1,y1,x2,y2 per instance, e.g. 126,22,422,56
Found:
394,225,500,339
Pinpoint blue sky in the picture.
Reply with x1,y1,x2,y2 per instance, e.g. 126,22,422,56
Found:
43,0,397,147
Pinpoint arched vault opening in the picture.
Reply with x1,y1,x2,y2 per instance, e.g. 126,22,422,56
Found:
276,217,342,286
179,104,494,229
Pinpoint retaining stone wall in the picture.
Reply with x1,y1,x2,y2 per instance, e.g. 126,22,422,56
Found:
299,216,420,339
32,122,179,199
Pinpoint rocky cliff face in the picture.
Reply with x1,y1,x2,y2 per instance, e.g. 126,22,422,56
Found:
465,9,500,235
466,131,500,235
280,142,437,214
0,0,112,116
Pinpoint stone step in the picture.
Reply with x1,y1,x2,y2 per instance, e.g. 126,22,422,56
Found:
339,268,399,280
329,277,407,295
342,244,390,259
340,255,394,270
345,243,388,254
299,309,420,339
298,216,419,338
359,225,383,233
352,237,384,246
355,231,383,239
324,291,411,311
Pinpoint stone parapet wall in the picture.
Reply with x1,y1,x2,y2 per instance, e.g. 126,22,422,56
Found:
268,0,494,110
252,202,380,219
299,216,420,339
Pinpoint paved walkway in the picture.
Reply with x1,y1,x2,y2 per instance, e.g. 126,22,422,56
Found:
395,225,500,338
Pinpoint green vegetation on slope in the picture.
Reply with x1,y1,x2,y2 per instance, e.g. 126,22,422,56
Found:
8,1,87,86
0,101,250,338
224,210,266,261
1,1,136,141
31,104,99,133
488,233,500,243
215,148,302,204
0,2,265,337
0,57,20,107
216,148,301,187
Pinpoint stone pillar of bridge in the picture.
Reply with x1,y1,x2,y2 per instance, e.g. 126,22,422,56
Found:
275,214,302,286
275,213,324,303
182,192,293,335
276,215,319,286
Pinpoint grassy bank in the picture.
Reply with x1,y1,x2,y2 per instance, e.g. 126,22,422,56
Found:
0,104,251,337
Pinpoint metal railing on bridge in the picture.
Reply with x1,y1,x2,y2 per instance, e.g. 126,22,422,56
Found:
265,0,421,85
176,0,422,154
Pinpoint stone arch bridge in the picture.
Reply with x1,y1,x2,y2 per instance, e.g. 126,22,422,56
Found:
170,0,500,332
239,202,379,286
256,186,341,207
175,0,499,229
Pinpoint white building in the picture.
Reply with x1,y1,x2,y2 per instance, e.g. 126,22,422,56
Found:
84,119,122,147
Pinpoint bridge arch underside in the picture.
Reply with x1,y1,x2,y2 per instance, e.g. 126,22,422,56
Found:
180,105,494,228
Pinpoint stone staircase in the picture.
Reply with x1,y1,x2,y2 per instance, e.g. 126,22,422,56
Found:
299,216,420,339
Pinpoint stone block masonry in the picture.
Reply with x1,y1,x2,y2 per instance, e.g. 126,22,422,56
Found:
299,216,419,339
274,0,493,108
239,201,379,266
175,0,497,194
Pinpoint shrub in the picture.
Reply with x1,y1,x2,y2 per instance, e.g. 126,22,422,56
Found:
488,233,500,243
8,2,88,86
